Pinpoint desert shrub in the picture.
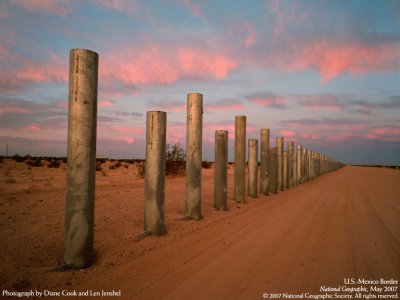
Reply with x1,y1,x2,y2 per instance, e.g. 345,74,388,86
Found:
109,164,117,170
136,161,145,178
96,158,107,164
26,159,43,167
202,161,212,169
62,157,67,164
165,143,186,176
47,160,61,168
13,154,29,163
0,157,3,163
124,164,129,169
166,143,185,162
96,162,103,171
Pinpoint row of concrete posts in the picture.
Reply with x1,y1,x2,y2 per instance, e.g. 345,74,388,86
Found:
63,48,342,269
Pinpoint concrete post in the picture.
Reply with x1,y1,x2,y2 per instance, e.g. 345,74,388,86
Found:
185,93,203,220
283,151,288,190
214,130,228,211
65,49,98,269
305,149,310,182
288,142,294,188
269,147,277,194
248,139,258,198
260,129,270,195
276,137,284,191
144,111,166,236
296,144,302,185
234,116,246,202
293,150,297,186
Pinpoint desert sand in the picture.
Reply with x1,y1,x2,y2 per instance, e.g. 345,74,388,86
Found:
0,160,399,299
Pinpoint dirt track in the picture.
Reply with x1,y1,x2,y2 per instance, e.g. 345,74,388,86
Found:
1,164,399,299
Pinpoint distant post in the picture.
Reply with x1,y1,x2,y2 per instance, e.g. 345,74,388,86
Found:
248,139,258,198
185,93,203,220
144,111,166,236
296,144,302,185
283,151,288,190
288,142,294,188
276,137,284,191
260,129,270,195
293,150,297,186
269,147,277,194
214,130,228,210
64,49,98,268
234,116,246,202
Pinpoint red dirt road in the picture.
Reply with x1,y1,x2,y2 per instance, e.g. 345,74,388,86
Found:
1,164,399,299
118,166,400,299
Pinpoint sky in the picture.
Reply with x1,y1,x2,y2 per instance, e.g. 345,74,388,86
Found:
0,0,399,165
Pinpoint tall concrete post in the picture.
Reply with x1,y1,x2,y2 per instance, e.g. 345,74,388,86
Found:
234,116,246,202
283,151,288,190
65,49,98,269
214,130,228,211
248,139,258,198
260,129,270,195
269,147,277,194
296,144,302,185
185,93,203,220
288,142,294,188
276,137,284,191
144,111,166,236
293,150,297,186
305,149,310,182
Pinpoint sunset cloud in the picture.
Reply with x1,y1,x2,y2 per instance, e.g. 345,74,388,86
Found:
101,45,237,86
205,99,244,113
296,94,343,111
8,0,72,16
363,126,400,142
265,38,400,82
99,100,114,108
244,93,287,109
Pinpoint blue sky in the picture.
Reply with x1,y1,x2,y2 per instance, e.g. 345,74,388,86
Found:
0,0,399,164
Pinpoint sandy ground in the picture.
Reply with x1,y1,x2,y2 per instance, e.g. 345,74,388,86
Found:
0,160,399,299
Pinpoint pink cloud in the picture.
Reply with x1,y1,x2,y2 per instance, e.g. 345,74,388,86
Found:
284,38,400,81
298,95,343,111
205,99,244,112
99,100,114,108
8,0,72,15
279,130,296,138
123,137,135,144
101,45,237,86
27,124,40,132
298,132,321,140
326,131,357,142
15,54,67,83
246,93,286,109
0,105,32,116
283,118,366,131
363,126,400,142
